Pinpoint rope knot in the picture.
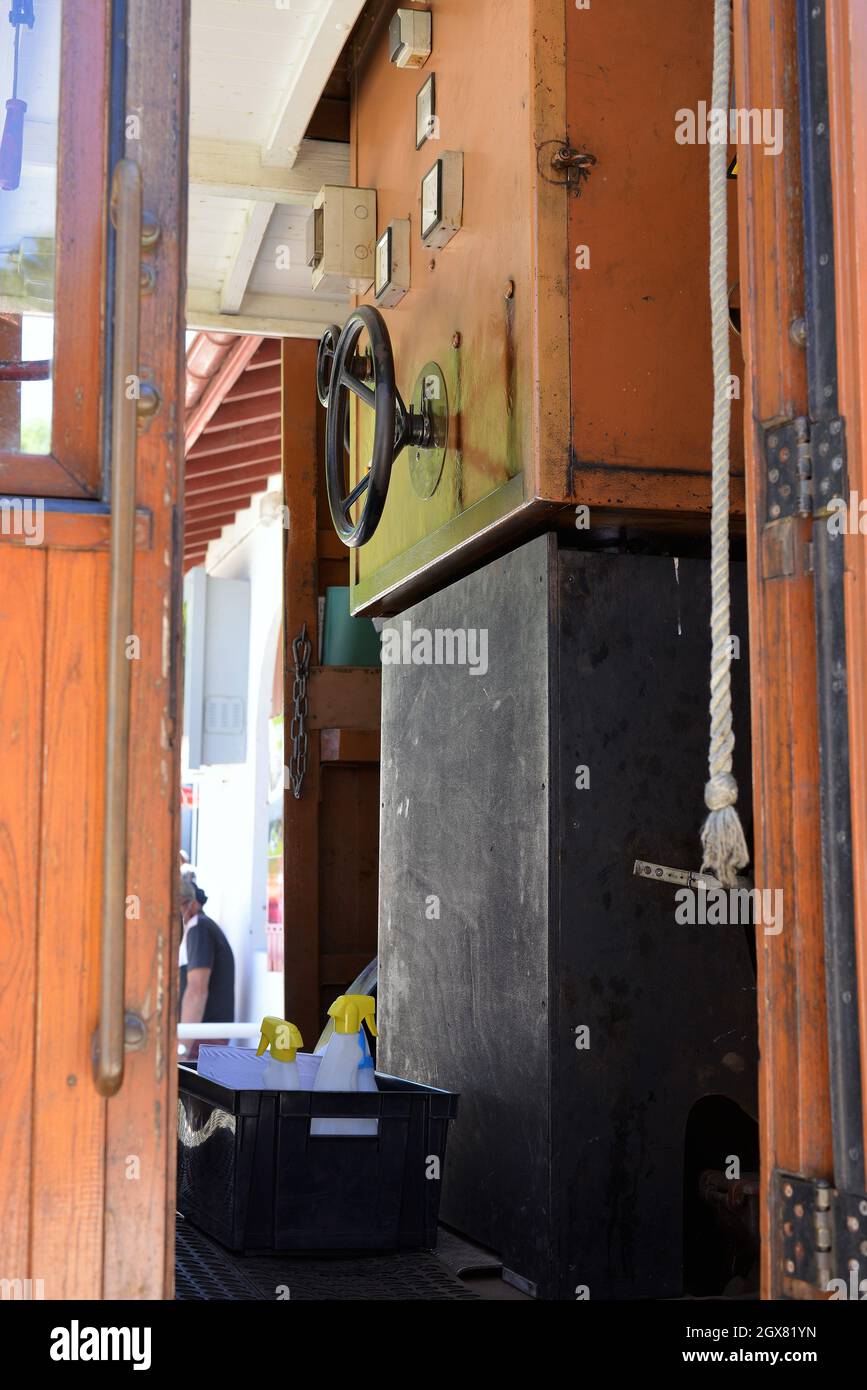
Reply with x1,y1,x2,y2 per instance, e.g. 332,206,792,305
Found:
704,771,739,812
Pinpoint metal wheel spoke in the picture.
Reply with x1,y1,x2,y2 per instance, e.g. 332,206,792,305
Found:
342,371,376,409
341,471,370,518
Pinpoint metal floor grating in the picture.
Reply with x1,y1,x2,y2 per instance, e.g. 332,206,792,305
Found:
176,1219,479,1301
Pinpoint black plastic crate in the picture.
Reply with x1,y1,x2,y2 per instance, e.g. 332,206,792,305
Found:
177,1065,458,1253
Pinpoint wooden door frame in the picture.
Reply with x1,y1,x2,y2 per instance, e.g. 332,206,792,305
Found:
827,0,867,1164
0,0,187,1300
734,0,867,1298
0,0,111,497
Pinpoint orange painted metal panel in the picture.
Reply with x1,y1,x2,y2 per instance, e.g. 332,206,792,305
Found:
348,0,745,612
564,0,744,488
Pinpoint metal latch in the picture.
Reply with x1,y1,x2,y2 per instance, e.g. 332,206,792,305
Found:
763,415,847,523
633,859,723,890
775,1170,867,1297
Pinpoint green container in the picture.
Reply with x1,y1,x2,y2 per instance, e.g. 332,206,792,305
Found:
322,586,381,667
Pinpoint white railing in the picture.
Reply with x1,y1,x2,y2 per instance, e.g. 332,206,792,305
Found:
177,1022,259,1039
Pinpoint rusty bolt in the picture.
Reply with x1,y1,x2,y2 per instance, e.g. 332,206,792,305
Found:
428,259,436,272
504,279,515,300
790,317,807,348
452,332,462,349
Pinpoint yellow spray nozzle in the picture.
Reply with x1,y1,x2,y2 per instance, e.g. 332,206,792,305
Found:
327,993,378,1037
257,1016,303,1062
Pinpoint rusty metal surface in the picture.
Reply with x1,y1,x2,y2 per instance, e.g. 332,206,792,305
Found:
347,2,747,611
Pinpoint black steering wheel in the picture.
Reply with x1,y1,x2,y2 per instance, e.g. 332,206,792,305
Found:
320,306,430,548
316,324,340,407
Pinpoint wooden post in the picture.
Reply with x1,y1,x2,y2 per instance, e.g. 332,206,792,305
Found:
282,338,322,1047
734,0,833,1298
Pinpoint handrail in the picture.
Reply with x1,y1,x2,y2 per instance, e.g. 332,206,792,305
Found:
93,159,143,1097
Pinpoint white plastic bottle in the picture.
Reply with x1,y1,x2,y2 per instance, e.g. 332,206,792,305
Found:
256,1016,303,1090
311,994,378,1136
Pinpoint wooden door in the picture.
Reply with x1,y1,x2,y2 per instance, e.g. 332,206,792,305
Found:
0,0,187,1299
735,0,866,1298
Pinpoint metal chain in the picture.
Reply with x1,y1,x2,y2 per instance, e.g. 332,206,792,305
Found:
287,621,312,800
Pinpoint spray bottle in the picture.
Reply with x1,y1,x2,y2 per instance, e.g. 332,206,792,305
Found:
311,994,378,1135
256,1016,303,1090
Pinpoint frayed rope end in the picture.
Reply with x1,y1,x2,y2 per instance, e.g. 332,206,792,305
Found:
701,773,750,888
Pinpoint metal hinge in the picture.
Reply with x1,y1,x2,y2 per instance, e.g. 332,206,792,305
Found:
763,416,847,522
775,1170,867,1297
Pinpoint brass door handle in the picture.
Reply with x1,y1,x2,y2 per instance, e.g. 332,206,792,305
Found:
93,159,143,1097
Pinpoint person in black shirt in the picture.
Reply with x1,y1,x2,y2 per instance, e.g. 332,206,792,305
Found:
179,873,235,1058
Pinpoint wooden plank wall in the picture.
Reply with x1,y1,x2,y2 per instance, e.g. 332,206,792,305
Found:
282,339,381,1047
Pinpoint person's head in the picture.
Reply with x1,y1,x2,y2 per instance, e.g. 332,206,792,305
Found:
179,872,198,923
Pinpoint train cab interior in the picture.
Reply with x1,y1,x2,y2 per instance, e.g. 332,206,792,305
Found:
0,0,866,1319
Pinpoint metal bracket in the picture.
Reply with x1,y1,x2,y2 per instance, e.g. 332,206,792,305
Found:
537,139,596,193
763,415,847,523
811,416,848,515
776,1169,867,1296
633,858,722,890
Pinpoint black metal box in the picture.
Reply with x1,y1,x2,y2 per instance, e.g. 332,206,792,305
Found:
378,534,757,1298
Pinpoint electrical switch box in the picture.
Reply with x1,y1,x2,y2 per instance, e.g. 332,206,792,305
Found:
308,185,377,295
389,8,432,69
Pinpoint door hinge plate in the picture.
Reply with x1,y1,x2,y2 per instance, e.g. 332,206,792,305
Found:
775,1169,867,1296
763,416,847,523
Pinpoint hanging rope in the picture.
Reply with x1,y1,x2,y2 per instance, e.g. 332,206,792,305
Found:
701,0,750,888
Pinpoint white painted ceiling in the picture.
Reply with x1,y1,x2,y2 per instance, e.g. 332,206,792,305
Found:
187,0,362,338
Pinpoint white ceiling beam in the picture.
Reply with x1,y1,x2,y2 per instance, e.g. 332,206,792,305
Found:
220,202,275,315
190,137,349,205
187,287,346,340
261,0,365,168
